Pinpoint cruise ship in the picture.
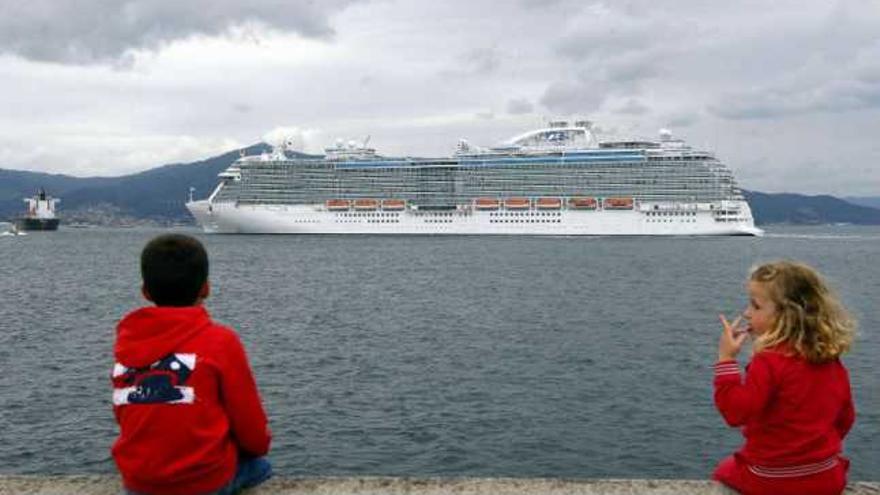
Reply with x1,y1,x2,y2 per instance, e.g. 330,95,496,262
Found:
186,121,761,236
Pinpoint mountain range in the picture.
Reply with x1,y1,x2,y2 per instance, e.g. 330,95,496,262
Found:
2,145,879,226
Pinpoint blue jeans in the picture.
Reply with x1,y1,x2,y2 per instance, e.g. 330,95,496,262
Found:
124,457,272,495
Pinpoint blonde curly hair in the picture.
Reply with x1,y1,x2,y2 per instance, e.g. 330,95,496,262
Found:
749,261,855,363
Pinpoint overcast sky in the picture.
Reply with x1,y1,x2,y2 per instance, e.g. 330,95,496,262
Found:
1,0,878,195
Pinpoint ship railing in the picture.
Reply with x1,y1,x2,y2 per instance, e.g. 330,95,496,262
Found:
205,182,226,205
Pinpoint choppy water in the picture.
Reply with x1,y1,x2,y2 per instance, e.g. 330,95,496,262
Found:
0,227,877,479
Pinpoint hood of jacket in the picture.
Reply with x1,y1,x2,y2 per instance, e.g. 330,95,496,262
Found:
115,305,212,367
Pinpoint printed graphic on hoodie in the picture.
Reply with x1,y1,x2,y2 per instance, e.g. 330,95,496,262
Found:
112,354,196,405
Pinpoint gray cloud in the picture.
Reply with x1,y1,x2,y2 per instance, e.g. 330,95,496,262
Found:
0,0,879,195
664,112,699,128
539,80,605,114
707,9,880,119
603,55,658,85
506,98,534,115
555,15,655,61
552,3,701,66
439,47,503,79
538,59,655,116
547,6,677,105
616,99,649,115
0,0,358,64
710,75,880,120
463,47,501,75
232,103,252,114
520,0,570,8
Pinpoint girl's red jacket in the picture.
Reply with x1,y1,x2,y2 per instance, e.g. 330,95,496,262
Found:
111,306,271,495
714,349,854,469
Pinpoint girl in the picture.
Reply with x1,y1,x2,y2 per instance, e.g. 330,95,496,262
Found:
713,261,856,495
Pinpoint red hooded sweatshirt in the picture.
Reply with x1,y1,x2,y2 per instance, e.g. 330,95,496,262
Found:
714,350,854,468
111,306,271,495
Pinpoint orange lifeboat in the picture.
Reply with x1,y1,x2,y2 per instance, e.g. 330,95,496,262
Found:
474,198,500,210
353,199,379,210
569,197,598,210
325,199,350,211
604,197,634,210
536,197,562,209
504,197,531,209
381,199,406,210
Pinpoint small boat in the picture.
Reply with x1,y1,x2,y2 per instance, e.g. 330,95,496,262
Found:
536,197,562,209
325,199,350,211
474,198,500,210
353,199,380,210
504,197,531,209
381,199,406,210
604,197,634,210
569,197,598,210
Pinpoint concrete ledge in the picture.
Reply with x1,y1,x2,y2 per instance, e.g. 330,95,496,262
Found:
1,476,878,495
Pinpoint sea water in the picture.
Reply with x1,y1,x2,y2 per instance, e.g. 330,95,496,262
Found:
0,226,877,479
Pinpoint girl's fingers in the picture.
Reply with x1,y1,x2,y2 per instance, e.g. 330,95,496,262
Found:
730,315,742,330
719,314,730,332
719,314,742,338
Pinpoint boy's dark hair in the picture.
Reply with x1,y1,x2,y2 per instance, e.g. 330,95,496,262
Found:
141,234,209,307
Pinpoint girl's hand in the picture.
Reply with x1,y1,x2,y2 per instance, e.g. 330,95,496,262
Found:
717,314,749,362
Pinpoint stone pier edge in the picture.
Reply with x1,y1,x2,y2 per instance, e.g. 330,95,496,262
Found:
1,476,878,495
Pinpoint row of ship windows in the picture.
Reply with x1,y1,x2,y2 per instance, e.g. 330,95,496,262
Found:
325,218,733,225
245,180,732,191
230,183,737,191
337,212,401,218
647,211,697,217
310,218,703,225
490,211,561,217
229,197,737,206
242,176,734,190
232,185,734,194
248,162,724,174
245,173,731,182
232,194,742,205
250,176,736,184
414,211,460,217
336,219,401,224
236,188,735,197
650,156,713,161
489,219,562,224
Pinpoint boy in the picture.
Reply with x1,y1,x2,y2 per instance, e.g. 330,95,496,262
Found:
111,234,272,495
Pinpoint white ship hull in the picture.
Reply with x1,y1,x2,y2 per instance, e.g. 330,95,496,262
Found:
187,200,762,236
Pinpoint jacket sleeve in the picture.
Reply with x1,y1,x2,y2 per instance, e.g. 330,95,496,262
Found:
219,332,272,456
713,354,775,427
834,364,855,439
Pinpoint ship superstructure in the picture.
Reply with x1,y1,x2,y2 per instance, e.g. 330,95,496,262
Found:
16,189,60,231
187,121,761,236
